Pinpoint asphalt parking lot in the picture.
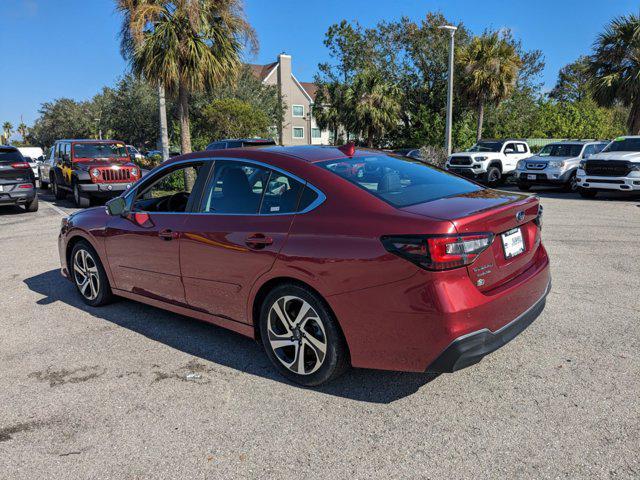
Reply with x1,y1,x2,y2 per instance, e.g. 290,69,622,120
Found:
1,187,639,479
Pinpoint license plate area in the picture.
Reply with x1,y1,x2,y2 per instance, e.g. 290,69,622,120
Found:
502,227,525,259
527,174,537,180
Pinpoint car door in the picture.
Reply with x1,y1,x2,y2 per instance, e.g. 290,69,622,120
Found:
502,142,520,170
180,159,311,323
104,160,210,304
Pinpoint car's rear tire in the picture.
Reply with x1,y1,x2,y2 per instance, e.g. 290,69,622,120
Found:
485,165,502,187
24,194,39,212
578,187,598,199
517,182,531,191
259,283,349,386
51,174,66,200
73,182,91,208
70,240,113,307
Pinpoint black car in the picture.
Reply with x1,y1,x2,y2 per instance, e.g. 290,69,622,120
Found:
205,138,276,150
0,146,38,212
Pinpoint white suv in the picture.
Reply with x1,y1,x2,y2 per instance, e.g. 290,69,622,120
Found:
446,139,531,186
516,141,608,192
576,136,640,198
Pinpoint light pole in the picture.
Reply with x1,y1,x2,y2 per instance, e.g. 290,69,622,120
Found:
439,25,457,156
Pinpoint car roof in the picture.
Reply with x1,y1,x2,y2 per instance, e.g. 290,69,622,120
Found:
209,138,275,143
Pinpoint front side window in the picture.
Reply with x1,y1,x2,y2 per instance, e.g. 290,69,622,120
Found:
292,105,304,117
320,154,482,208
133,162,204,213
503,143,517,154
293,127,304,139
73,142,127,159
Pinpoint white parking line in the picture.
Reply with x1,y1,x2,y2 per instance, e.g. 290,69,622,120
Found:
43,200,68,217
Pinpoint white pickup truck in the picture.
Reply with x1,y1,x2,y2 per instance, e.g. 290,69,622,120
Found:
445,139,532,186
576,136,640,198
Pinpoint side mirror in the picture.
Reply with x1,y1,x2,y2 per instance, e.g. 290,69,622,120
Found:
105,196,127,216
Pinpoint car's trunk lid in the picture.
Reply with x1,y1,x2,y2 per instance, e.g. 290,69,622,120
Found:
402,189,541,291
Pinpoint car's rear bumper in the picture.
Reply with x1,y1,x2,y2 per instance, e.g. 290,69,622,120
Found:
328,243,551,372
427,280,550,372
0,185,36,205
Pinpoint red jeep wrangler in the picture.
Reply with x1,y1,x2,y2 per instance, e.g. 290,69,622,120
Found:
49,139,141,207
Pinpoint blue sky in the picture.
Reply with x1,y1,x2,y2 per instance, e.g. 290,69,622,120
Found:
1,0,637,133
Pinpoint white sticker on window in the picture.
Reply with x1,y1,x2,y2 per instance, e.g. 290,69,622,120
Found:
270,206,280,212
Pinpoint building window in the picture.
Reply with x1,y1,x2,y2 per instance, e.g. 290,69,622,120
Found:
292,127,305,139
292,105,304,117
311,128,321,139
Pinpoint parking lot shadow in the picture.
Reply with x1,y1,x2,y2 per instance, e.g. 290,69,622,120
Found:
24,269,438,403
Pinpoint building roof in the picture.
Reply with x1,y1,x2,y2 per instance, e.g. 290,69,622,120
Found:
248,62,319,101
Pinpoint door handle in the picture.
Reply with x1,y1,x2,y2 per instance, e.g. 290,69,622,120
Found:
245,233,273,249
159,229,179,241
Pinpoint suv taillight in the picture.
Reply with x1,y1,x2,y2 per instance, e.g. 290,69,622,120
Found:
11,162,30,169
381,233,494,271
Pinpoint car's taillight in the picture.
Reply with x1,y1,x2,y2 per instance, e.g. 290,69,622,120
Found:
11,162,30,169
18,184,33,189
381,233,494,271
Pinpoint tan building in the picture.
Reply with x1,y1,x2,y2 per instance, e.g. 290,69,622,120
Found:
250,54,330,146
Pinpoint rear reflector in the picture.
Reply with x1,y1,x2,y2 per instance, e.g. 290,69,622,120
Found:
11,162,30,169
381,233,494,271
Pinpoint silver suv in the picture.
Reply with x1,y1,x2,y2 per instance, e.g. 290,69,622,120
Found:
516,141,608,192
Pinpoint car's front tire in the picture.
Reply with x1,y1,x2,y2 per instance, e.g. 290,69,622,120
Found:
73,182,91,208
70,241,113,307
485,165,502,187
259,283,349,386
578,187,598,199
517,182,531,191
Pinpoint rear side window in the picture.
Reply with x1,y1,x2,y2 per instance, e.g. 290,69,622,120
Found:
259,173,305,214
319,155,482,208
202,161,268,214
0,148,23,163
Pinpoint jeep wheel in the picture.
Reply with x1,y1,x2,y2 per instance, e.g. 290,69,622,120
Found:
73,183,91,208
578,187,598,199
485,166,502,187
51,174,66,200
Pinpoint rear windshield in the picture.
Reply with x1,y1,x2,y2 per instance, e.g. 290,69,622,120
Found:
602,138,640,153
73,143,127,159
538,144,583,157
0,148,24,163
319,154,483,208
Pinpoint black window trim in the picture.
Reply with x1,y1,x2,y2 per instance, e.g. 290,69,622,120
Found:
123,157,326,216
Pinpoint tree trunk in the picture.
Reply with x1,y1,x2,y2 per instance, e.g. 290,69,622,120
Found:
628,99,640,135
476,102,485,143
367,128,374,148
157,82,170,163
178,82,195,190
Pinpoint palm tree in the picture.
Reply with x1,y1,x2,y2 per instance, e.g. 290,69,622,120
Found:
589,14,640,134
345,70,401,148
17,122,28,142
2,122,13,144
457,31,522,142
118,0,257,172
313,81,348,145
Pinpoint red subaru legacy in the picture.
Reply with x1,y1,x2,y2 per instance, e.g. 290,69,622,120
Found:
58,145,550,386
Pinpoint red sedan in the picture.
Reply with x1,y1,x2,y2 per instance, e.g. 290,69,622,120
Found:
58,145,550,386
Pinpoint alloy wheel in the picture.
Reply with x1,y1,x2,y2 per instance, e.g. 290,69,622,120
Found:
267,295,327,375
73,249,100,301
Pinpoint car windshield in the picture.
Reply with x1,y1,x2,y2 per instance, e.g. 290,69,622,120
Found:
73,143,127,159
602,138,640,153
538,144,583,157
0,148,24,163
319,154,483,208
467,141,503,153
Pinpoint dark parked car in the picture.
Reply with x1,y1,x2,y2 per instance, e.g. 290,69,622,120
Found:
0,145,38,212
205,138,276,150
58,145,550,386
48,139,141,207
